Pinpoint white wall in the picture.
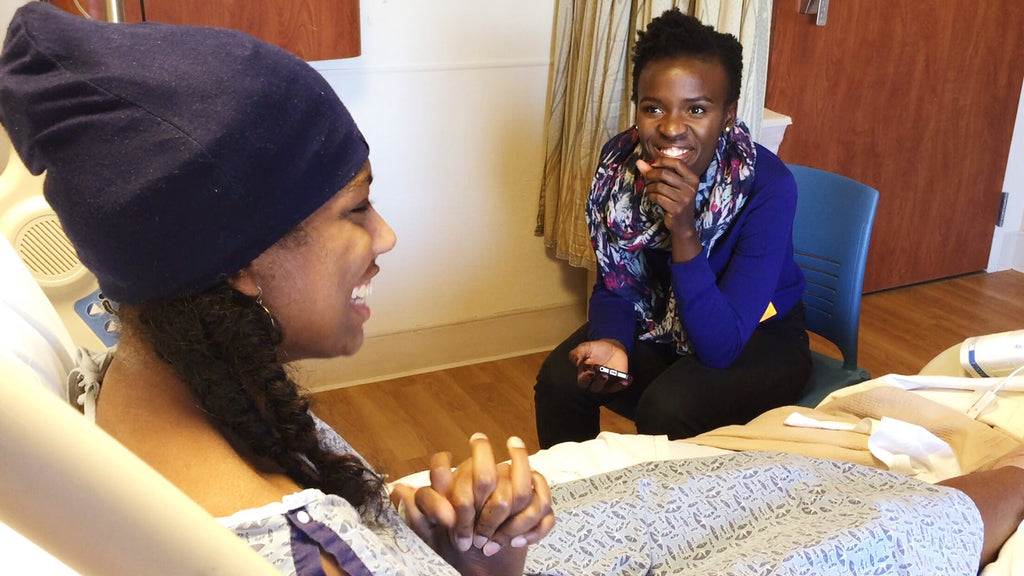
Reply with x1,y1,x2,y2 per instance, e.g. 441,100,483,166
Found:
299,1,589,388
0,0,19,36
988,75,1024,272
314,1,571,336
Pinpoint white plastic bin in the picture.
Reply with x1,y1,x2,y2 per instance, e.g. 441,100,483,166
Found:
760,108,793,155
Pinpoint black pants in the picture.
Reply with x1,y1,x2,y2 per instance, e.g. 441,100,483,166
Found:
534,303,812,448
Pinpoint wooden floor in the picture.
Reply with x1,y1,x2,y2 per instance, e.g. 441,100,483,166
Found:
311,270,1024,481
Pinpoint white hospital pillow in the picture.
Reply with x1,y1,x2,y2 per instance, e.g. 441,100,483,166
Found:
0,234,75,399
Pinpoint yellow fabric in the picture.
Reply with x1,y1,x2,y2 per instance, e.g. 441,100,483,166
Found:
759,301,776,322
690,386,1020,475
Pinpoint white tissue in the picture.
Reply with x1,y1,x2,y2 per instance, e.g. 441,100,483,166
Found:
784,412,961,482
866,417,961,482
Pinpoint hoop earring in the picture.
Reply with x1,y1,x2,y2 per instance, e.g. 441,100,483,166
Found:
255,286,277,329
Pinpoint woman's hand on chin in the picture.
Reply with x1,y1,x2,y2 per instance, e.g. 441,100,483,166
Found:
390,434,554,576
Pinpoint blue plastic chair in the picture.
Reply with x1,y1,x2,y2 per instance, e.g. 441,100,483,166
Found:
788,164,879,407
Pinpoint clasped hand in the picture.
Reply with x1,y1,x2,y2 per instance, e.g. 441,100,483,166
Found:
390,434,554,574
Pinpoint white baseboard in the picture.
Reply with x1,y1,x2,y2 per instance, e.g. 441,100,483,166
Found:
296,301,587,393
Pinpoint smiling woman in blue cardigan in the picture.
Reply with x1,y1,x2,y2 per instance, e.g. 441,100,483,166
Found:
534,9,812,447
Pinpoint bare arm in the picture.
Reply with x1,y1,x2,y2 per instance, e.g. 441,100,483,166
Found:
938,452,1024,568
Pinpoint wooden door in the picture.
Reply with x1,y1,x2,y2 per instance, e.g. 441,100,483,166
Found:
766,1,1024,292
44,0,360,61
45,0,106,19
123,0,360,61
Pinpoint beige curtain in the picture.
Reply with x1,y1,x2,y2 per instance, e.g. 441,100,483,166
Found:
536,0,774,270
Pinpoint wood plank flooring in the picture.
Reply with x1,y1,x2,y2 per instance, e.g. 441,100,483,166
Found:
311,270,1024,481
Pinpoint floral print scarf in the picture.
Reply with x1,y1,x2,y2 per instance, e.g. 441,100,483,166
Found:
586,122,757,354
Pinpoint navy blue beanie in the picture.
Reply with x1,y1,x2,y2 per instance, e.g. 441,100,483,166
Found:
0,2,368,304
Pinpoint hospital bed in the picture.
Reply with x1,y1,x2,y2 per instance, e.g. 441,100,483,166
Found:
2,228,1023,574
0,231,279,575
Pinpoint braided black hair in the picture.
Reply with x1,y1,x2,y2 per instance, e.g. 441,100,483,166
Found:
631,7,743,105
129,282,386,517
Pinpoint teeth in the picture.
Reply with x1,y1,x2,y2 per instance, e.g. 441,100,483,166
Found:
660,147,687,158
350,284,372,305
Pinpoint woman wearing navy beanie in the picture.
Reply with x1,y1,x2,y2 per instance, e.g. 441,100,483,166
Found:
0,3,550,575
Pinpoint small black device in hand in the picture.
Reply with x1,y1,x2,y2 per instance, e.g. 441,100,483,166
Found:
596,364,631,385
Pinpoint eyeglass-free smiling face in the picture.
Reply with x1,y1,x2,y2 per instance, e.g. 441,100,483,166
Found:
635,55,737,179
235,161,397,360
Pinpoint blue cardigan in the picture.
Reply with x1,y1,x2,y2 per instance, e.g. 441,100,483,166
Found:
588,144,805,369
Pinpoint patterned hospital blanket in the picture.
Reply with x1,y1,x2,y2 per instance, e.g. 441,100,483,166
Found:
525,451,982,576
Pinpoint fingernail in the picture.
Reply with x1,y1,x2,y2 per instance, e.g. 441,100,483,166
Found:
457,537,473,552
507,436,526,449
473,534,488,549
470,432,488,442
510,536,528,548
482,541,502,557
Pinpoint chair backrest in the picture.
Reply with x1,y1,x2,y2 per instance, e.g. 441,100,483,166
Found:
788,164,879,370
